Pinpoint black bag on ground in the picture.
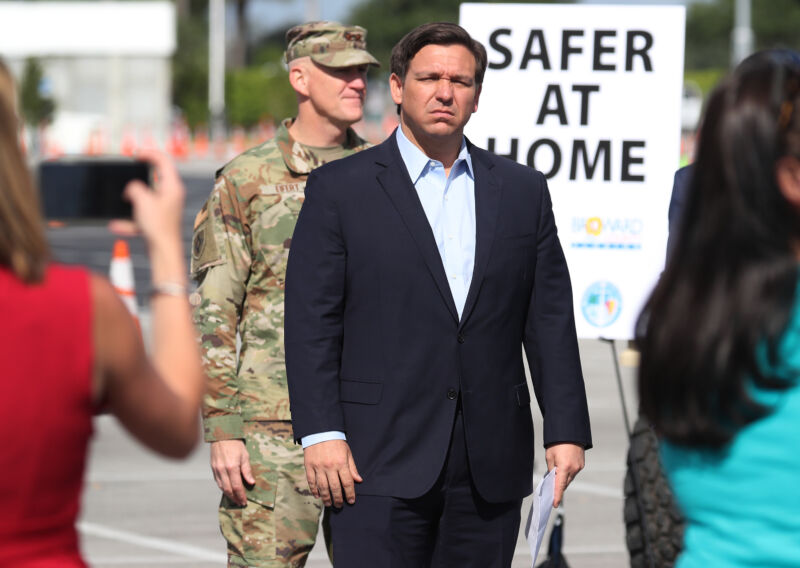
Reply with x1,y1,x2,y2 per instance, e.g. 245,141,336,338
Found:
624,416,685,568
536,508,570,568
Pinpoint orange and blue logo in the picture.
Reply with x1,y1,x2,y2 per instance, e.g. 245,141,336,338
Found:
570,216,643,250
581,281,622,328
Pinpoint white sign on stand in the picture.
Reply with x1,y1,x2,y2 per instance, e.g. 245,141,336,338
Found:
460,3,686,339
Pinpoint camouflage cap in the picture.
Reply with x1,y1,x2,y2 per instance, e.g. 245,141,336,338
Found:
284,21,380,68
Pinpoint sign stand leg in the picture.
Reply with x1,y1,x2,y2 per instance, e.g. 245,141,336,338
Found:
600,338,656,568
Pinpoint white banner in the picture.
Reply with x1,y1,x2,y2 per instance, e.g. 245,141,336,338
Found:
460,3,685,339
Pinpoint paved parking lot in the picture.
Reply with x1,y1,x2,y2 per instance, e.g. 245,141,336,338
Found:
78,338,636,568
53,165,637,567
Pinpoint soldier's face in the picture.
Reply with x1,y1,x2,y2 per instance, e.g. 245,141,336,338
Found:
390,44,481,145
306,62,368,127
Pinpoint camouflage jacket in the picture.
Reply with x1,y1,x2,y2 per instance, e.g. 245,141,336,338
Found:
190,119,370,442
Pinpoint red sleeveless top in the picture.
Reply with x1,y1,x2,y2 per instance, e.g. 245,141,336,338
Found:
0,264,93,567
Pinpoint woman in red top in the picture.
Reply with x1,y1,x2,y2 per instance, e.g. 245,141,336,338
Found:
0,60,204,566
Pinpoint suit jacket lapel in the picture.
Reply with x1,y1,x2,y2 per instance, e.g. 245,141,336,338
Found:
460,144,500,330
375,135,460,323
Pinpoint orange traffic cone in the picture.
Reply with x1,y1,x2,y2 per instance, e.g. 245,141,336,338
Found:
168,118,191,160
85,128,103,155
232,126,247,155
120,127,138,157
213,132,227,161
257,119,275,144
193,126,209,158
109,239,140,331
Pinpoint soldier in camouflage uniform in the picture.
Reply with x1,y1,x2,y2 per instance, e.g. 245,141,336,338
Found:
189,22,379,567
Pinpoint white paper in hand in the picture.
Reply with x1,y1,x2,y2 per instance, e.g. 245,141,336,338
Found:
525,467,556,566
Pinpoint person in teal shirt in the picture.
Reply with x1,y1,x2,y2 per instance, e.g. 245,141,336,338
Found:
637,49,800,567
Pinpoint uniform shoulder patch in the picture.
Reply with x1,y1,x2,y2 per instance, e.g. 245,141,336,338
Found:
190,202,223,275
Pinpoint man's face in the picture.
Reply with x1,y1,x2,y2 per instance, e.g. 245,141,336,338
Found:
390,43,481,144
305,62,368,127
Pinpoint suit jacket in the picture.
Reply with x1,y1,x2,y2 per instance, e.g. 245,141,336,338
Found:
666,164,693,261
285,132,591,503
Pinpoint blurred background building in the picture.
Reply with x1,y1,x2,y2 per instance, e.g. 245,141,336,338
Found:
0,1,175,156
1,0,799,164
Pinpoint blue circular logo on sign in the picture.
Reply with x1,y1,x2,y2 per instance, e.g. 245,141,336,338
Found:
581,281,622,328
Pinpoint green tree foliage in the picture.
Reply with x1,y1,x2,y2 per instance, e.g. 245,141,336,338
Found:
173,1,209,128
226,45,297,127
174,2,297,128
346,0,570,72
19,59,55,127
174,0,586,128
684,68,725,97
752,0,800,53
686,0,800,71
685,0,732,70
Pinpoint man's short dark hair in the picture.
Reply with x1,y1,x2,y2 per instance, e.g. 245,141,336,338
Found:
390,22,488,85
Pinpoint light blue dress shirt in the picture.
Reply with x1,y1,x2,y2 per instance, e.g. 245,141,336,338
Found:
301,127,477,449
394,126,476,316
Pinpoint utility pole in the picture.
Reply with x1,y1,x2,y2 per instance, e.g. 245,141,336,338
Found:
731,0,753,68
305,0,320,22
209,0,226,145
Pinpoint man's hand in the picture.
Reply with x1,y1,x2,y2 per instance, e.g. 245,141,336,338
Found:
304,439,362,508
210,439,255,506
545,442,585,508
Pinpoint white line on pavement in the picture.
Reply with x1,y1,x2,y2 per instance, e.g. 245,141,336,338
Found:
578,462,627,472
568,480,623,499
77,521,227,563
87,471,212,482
563,544,627,554
80,555,213,565
515,542,626,556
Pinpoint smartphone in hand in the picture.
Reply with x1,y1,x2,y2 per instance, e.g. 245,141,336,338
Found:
39,158,150,221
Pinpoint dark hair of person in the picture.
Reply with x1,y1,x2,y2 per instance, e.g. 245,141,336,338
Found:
391,22,487,85
0,58,49,283
390,22,487,115
637,49,800,448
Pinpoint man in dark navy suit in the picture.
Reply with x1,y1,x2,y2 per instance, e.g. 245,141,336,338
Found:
285,22,592,567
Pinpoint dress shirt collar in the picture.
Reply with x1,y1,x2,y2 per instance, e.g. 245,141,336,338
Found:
395,126,473,184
